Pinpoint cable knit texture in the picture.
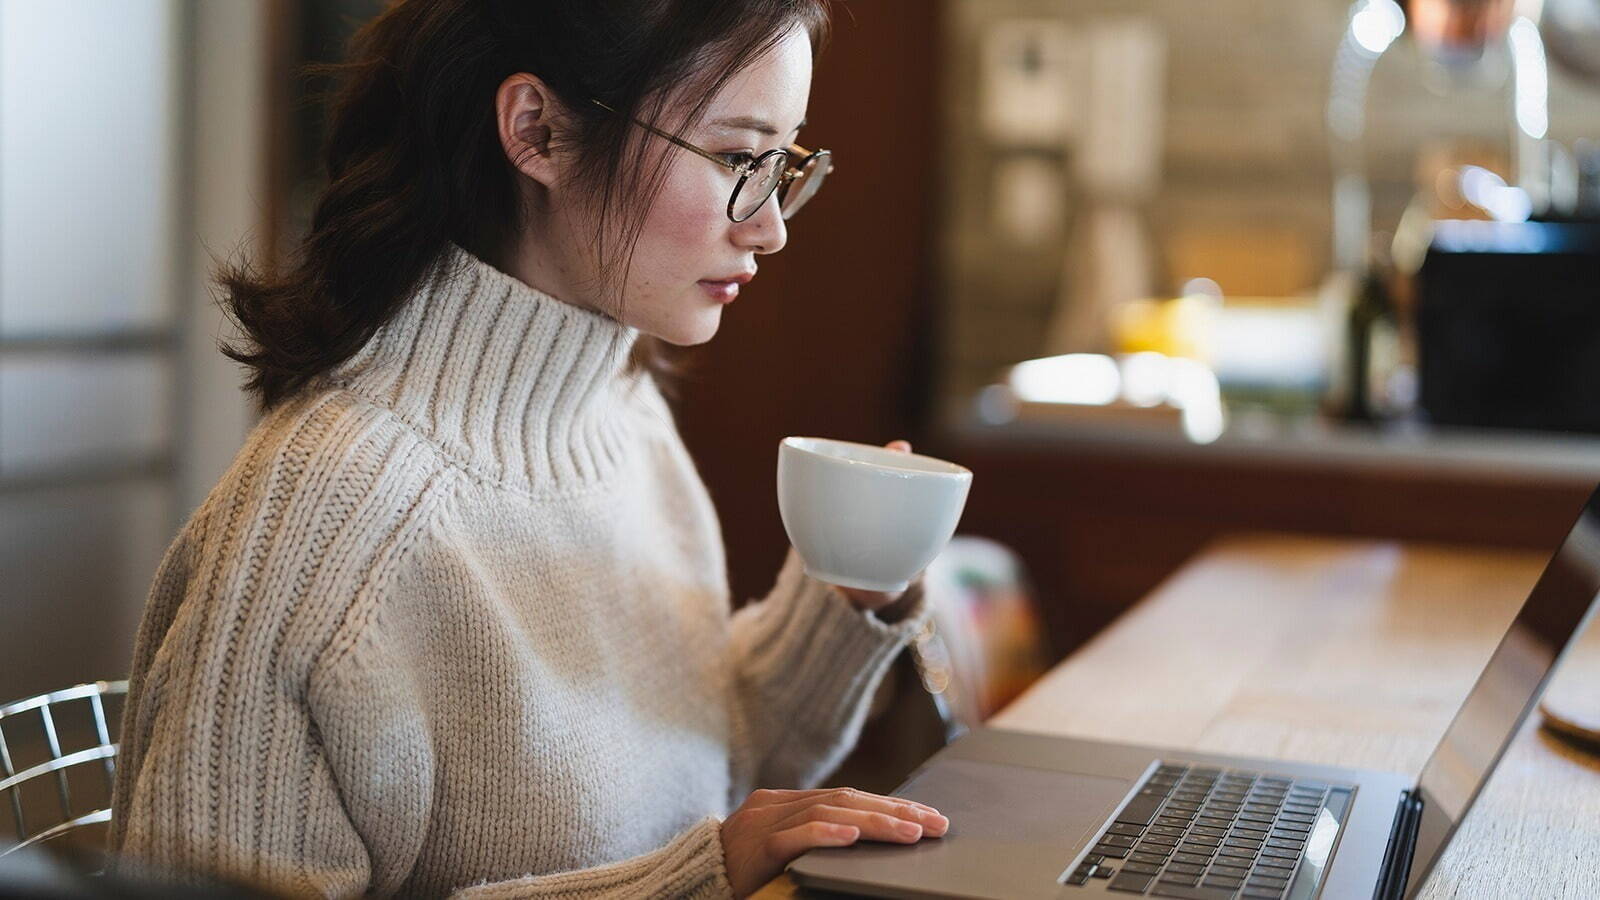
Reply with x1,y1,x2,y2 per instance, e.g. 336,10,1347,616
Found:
108,245,930,898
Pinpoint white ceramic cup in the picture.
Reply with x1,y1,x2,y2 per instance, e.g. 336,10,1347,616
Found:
777,436,973,592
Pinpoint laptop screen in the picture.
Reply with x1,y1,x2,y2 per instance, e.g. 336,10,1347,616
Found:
1406,487,1600,895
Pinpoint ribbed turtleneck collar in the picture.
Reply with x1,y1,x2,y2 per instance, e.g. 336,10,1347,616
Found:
324,243,645,493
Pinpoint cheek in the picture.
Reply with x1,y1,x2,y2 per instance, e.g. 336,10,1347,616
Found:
637,169,732,282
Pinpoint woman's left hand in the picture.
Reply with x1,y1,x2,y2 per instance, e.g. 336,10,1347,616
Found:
832,440,924,620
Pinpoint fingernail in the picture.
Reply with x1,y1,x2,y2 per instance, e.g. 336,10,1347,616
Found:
897,820,922,839
923,813,949,835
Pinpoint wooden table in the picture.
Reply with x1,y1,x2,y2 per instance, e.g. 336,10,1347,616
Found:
756,534,1600,898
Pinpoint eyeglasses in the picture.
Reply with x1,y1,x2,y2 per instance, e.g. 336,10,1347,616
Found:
591,99,834,223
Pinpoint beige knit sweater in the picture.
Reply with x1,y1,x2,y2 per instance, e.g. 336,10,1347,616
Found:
107,245,929,898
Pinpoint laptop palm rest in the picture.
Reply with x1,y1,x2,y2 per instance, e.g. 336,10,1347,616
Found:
789,757,1133,900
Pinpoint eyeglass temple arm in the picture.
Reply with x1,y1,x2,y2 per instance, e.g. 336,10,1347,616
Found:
590,99,742,174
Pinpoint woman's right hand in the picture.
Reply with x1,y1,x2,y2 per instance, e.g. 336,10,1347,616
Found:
719,787,949,898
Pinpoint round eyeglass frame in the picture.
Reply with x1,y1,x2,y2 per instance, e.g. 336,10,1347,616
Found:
591,99,834,223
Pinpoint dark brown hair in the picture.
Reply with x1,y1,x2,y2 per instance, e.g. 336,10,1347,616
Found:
222,0,831,411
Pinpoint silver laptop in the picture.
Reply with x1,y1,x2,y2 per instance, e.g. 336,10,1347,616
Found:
789,487,1600,900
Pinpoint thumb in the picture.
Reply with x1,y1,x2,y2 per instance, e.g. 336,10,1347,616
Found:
886,440,912,453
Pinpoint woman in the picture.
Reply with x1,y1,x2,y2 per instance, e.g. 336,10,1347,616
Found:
107,1,949,897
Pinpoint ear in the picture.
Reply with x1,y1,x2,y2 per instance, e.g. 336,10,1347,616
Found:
496,73,568,189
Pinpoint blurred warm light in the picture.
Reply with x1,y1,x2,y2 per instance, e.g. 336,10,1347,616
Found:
1509,16,1550,140
1459,165,1534,221
1009,354,1121,406
1002,352,1226,444
1351,0,1407,56
1111,294,1219,361
1120,352,1172,408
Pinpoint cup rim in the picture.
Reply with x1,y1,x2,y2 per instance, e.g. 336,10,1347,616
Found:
780,436,972,479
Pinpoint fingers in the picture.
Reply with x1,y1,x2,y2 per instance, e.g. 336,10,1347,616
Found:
771,802,946,845
726,787,952,895
886,440,912,453
749,787,941,819
760,819,862,864
759,787,948,837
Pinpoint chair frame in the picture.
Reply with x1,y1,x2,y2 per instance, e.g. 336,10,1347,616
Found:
0,680,128,856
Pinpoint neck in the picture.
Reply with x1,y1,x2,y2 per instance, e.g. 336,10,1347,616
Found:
496,203,612,321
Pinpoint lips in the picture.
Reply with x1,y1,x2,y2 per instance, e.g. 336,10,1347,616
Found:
698,269,755,305
698,280,743,304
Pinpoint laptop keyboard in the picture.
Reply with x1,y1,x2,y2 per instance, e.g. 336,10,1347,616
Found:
1062,763,1353,898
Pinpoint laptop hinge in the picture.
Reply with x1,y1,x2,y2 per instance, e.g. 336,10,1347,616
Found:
1373,789,1423,900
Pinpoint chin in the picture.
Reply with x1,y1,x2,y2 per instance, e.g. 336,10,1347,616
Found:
653,310,723,347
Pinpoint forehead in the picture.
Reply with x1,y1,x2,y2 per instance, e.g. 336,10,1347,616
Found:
701,26,813,135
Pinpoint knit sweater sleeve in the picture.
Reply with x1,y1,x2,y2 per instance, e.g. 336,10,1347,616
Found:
108,398,446,897
726,547,932,799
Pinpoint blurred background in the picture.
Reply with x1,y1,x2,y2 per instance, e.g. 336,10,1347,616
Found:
2,0,1598,718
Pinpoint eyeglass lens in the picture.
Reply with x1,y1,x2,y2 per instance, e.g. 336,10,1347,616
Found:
779,151,829,220
732,153,788,221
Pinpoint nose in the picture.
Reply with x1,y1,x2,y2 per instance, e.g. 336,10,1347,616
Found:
732,190,787,255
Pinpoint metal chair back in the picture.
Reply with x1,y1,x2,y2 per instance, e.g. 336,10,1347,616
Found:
0,680,128,859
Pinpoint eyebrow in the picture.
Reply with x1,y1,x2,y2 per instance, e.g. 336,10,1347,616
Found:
708,115,806,136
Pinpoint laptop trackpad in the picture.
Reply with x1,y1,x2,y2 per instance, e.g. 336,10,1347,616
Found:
790,758,1134,899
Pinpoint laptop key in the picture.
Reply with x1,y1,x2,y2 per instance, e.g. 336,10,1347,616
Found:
1099,834,1137,848
1157,872,1201,887
1156,815,1193,828
1106,872,1156,893
1091,844,1130,859
1116,793,1168,826
1122,860,1163,875
1107,822,1144,837
1216,848,1257,864
1172,852,1212,866
1150,883,1236,899
1149,824,1188,838
1203,875,1245,890
1129,851,1170,865
1166,861,1206,875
